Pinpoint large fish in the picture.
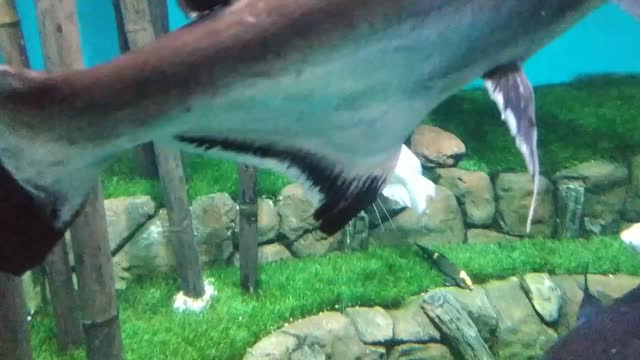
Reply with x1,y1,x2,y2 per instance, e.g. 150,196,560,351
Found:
543,282,640,359
0,0,638,276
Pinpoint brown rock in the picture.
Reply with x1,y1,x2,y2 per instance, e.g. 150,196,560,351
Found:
277,183,318,241
436,168,495,226
466,228,520,244
410,125,466,167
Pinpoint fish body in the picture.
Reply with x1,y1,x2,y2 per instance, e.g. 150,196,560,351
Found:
620,223,640,252
0,0,636,275
544,283,640,360
416,243,473,290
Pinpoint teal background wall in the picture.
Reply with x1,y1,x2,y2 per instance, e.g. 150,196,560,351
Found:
1,2,639,86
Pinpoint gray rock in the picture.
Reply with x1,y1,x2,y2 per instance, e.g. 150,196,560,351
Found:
583,185,627,236
495,173,555,237
549,274,586,336
410,125,466,167
105,196,157,252
519,273,563,325
388,343,454,360
191,193,237,265
554,160,629,192
440,286,498,346
279,312,370,359
624,155,640,221
257,198,280,243
342,212,369,251
290,230,343,257
387,296,440,343
243,331,298,360
278,183,318,241
232,243,293,266
123,209,175,275
483,277,557,359
290,344,325,360
370,186,465,246
436,168,495,226
344,306,393,344
466,229,520,244
555,180,586,239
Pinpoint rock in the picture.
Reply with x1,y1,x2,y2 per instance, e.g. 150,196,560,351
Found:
483,277,557,359
279,312,371,359
549,274,586,336
583,185,627,236
554,161,629,236
257,198,280,243
519,273,563,325
555,180,586,239
495,173,555,237
290,229,343,257
410,125,466,167
466,229,520,244
436,168,495,226
244,331,298,360
191,193,237,265
440,286,499,346
344,306,393,344
232,243,293,266
278,183,318,241
342,212,369,251
388,343,454,360
554,160,629,192
105,196,157,252
386,296,440,343
624,155,640,221
123,210,175,276
370,186,465,246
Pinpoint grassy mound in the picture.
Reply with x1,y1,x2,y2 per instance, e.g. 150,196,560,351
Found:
32,236,640,360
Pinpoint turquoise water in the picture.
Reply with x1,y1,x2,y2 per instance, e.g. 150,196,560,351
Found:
1,2,639,85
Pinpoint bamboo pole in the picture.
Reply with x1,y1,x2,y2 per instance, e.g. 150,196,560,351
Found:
34,1,123,358
0,2,34,358
116,0,205,298
237,165,259,293
69,184,122,359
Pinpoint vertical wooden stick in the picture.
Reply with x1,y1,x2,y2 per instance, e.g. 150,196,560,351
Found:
237,165,259,293
34,1,123,358
116,0,205,298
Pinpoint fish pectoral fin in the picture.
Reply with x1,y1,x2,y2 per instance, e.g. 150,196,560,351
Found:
0,65,46,94
483,63,540,234
175,135,396,235
0,160,102,276
612,0,640,19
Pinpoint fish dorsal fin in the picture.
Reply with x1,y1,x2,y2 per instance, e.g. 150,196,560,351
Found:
612,0,640,19
483,63,540,234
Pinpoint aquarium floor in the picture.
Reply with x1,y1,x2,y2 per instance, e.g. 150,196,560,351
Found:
32,237,640,360
100,75,640,204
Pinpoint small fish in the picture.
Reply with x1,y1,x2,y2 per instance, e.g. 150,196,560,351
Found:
543,282,640,360
380,145,436,215
577,264,605,326
0,0,638,276
620,223,640,252
416,243,473,290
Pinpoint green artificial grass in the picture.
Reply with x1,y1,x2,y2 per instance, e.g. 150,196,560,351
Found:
426,74,640,176
31,236,640,360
